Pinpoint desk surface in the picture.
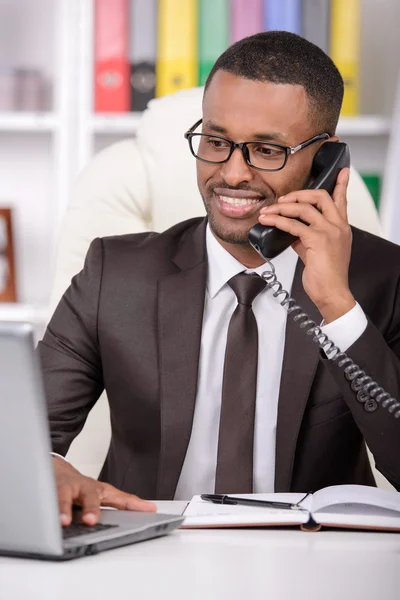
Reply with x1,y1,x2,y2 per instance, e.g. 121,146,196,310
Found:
1,501,399,600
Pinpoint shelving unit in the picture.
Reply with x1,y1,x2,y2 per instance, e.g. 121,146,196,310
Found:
89,114,391,137
336,116,391,137
0,0,78,322
0,112,58,132
90,113,142,134
0,303,49,324
75,0,399,176
0,0,399,325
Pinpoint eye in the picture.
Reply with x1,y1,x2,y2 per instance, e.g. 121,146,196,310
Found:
257,145,280,156
207,138,230,149
253,144,285,160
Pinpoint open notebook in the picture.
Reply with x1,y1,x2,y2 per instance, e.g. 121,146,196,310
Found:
182,485,400,532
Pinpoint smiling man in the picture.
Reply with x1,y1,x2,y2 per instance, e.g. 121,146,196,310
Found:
40,31,400,527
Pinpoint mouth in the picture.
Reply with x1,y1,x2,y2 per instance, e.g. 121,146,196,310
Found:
213,190,267,218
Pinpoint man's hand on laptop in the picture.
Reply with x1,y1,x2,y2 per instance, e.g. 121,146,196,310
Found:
53,456,157,526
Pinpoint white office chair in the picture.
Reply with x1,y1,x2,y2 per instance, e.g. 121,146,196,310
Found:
49,86,386,488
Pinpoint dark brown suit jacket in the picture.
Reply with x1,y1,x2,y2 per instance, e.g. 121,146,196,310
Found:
39,218,400,498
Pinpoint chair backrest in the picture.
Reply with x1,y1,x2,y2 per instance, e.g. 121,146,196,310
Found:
50,86,381,312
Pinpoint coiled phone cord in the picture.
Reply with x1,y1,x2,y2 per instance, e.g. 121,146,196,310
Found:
260,261,400,419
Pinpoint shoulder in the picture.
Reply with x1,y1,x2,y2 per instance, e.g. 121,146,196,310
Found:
351,226,400,263
89,217,206,275
98,217,205,253
350,226,400,285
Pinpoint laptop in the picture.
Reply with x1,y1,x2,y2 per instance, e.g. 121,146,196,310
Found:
0,322,184,561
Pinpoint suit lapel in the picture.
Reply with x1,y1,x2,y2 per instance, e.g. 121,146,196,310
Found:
157,220,207,499
274,258,321,492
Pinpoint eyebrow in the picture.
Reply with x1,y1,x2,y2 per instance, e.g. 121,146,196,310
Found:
203,120,289,144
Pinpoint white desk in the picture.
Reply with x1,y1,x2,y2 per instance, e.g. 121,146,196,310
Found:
1,501,399,600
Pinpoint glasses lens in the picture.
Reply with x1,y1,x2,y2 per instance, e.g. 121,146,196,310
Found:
246,142,286,170
190,134,231,163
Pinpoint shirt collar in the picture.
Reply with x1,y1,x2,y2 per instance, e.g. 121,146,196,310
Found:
206,224,298,299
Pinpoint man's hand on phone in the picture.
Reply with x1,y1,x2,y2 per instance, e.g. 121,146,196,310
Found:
258,167,355,323
53,456,157,526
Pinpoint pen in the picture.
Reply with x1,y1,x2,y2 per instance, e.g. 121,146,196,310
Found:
200,493,308,511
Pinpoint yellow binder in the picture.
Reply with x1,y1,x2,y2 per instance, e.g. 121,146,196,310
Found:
330,0,361,116
156,0,198,97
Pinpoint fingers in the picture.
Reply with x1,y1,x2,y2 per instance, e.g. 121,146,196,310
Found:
57,480,102,526
269,166,351,224
53,457,156,530
58,484,74,526
100,484,157,512
58,481,156,528
260,201,326,228
78,484,102,526
258,213,311,240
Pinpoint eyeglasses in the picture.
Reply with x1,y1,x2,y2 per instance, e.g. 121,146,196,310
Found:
184,119,330,172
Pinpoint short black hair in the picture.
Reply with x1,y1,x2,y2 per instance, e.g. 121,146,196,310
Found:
204,31,344,137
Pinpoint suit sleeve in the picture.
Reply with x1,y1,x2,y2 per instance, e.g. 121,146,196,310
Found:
37,238,105,456
321,305,400,491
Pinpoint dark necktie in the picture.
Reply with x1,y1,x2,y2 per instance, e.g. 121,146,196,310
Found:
215,272,267,494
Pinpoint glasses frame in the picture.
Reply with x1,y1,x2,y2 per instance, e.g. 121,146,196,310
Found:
184,118,330,172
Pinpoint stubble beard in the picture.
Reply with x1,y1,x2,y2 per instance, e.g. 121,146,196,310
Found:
202,186,275,246
206,208,250,245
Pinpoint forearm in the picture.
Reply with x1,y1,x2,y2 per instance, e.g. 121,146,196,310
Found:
39,334,104,455
321,319,400,489
39,238,105,455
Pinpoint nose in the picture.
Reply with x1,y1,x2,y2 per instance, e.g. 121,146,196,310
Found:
219,146,254,187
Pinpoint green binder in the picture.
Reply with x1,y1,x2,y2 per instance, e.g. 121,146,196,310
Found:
198,0,229,86
361,173,381,209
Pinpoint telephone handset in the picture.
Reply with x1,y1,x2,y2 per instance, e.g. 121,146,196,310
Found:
247,141,400,420
248,142,351,260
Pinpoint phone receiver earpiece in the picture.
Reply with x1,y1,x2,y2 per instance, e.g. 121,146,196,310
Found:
309,142,350,193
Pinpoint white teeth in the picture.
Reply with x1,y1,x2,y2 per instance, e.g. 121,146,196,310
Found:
219,195,261,207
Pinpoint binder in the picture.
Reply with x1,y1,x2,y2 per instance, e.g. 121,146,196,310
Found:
361,174,381,209
0,208,17,303
302,0,330,53
263,0,302,35
156,0,197,97
231,0,263,44
198,0,229,86
330,0,361,116
94,0,130,112
129,0,157,111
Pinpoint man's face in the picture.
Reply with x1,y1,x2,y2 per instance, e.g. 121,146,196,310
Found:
197,71,323,245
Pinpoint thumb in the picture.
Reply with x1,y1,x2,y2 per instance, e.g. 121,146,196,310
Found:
100,483,157,512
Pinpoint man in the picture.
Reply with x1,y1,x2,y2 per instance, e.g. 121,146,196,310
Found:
40,32,400,527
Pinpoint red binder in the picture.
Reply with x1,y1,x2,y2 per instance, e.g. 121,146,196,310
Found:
94,0,130,113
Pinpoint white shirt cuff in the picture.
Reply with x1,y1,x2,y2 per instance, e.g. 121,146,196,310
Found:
51,452,69,462
320,301,368,354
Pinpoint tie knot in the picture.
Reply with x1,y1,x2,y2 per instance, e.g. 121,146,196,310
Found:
227,272,267,307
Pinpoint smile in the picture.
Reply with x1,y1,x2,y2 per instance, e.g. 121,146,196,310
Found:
219,195,262,207
214,192,266,219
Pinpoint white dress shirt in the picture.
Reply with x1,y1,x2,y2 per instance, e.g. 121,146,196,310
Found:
174,225,368,500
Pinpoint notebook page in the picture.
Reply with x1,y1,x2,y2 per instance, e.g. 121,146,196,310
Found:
311,484,400,514
312,503,400,529
182,494,310,528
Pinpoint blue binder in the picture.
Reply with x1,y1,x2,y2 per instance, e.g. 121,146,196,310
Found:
264,0,302,35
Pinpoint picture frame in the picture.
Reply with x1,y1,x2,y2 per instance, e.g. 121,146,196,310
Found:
0,208,17,302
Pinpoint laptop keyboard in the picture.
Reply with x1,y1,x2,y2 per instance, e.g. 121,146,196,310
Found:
62,522,118,540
